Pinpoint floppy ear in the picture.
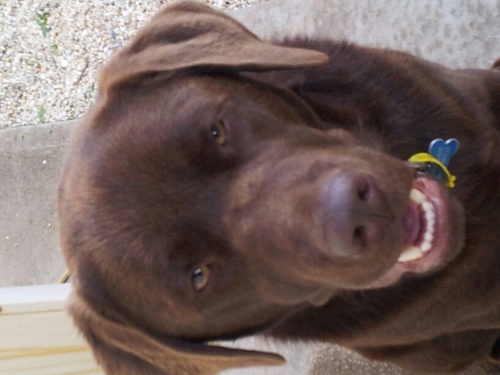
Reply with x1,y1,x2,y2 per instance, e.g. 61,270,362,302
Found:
99,0,328,91
67,291,285,375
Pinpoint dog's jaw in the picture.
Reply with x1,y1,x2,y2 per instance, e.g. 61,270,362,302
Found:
398,187,436,261
366,177,465,289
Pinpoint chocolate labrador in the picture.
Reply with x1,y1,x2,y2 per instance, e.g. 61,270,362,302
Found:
58,1,500,374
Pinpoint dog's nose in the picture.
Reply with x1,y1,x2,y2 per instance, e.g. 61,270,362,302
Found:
320,172,392,257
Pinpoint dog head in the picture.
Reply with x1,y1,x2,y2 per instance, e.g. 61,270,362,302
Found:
59,1,327,374
59,1,465,374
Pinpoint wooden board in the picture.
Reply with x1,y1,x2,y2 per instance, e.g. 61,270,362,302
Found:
0,284,103,375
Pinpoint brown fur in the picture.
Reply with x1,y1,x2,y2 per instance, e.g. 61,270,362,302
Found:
58,1,500,374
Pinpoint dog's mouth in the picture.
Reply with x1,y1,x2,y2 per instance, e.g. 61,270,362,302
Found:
367,177,456,288
398,182,440,263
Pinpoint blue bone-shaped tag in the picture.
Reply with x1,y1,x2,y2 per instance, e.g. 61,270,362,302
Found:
427,138,459,179
429,138,459,167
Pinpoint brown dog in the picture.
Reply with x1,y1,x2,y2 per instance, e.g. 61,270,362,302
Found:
58,1,500,374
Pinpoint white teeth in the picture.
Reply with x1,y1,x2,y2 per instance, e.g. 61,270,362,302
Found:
424,232,433,243
398,188,437,263
420,241,432,252
398,246,423,262
409,188,426,204
422,201,433,212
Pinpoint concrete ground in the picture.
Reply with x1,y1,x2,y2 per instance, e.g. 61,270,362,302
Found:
1,0,500,374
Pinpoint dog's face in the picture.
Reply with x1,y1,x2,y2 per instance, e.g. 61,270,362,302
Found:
59,2,465,374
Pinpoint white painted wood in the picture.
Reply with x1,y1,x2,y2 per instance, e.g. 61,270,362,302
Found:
0,283,71,314
0,284,103,375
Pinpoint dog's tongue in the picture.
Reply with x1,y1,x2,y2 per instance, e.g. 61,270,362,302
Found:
397,187,438,263
400,199,422,249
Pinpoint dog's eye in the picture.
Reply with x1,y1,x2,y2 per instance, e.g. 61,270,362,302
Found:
211,120,227,145
192,265,211,292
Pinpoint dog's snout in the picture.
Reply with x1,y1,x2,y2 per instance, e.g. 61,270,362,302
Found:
320,172,392,257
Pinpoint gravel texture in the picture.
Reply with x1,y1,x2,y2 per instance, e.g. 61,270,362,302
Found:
0,0,270,129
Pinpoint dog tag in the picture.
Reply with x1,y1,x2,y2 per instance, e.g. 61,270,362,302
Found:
429,138,459,184
428,138,459,179
408,139,458,188
408,151,457,188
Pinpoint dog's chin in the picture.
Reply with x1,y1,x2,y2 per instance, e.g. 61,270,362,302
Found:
363,177,465,290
